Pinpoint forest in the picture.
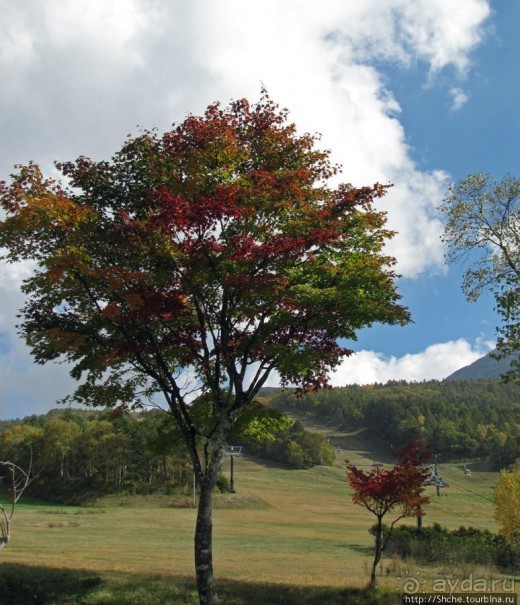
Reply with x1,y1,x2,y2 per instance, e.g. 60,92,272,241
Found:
0,408,334,503
1,378,518,504
268,379,520,469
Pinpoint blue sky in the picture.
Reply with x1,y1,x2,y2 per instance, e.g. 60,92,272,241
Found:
349,0,518,361
351,0,520,360
388,2,519,180
0,0,517,417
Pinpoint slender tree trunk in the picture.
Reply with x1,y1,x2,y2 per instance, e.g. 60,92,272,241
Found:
194,468,219,605
369,517,384,589
417,505,423,528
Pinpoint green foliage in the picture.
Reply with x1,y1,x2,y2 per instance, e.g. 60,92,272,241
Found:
232,401,292,443
493,468,520,546
248,420,335,469
270,380,520,466
215,474,232,493
0,407,329,501
382,523,520,572
0,410,192,503
440,173,520,381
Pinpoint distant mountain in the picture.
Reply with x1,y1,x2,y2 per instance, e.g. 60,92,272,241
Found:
446,350,515,381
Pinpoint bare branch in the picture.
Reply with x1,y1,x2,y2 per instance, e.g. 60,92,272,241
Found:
0,457,32,549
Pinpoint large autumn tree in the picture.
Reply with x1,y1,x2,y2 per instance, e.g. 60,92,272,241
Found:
0,94,409,604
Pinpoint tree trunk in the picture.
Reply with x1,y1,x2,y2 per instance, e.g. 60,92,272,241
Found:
369,517,383,589
194,469,219,605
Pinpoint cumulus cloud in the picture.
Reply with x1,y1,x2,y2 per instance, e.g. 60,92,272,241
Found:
329,338,494,386
0,0,492,416
0,0,490,274
324,0,490,74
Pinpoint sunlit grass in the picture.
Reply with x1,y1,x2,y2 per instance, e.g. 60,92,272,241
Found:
2,416,514,602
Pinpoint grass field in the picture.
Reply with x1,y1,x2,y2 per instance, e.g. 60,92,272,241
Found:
1,416,517,604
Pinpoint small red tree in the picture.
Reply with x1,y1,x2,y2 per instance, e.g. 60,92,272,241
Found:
346,441,430,588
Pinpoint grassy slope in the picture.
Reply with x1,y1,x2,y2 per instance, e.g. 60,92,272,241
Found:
1,414,515,603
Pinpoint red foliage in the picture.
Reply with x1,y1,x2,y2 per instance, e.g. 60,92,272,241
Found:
0,92,410,399
346,440,430,518
0,91,413,605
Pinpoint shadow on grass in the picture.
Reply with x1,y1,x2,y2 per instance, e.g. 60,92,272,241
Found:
348,543,375,556
217,579,400,605
0,563,101,605
0,564,400,604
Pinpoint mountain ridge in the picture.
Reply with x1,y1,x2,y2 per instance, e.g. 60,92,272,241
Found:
446,350,515,381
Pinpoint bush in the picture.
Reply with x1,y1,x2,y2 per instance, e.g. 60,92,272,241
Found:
249,421,335,469
381,523,520,572
216,474,232,493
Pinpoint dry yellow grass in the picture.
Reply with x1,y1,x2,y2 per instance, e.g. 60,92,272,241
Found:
4,429,509,595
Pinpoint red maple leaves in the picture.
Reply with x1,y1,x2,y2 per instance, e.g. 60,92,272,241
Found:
0,92,410,401
346,440,430,587
346,440,430,517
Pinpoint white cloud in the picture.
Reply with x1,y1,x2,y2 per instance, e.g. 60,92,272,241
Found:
0,0,493,417
0,1,491,276
324,0,490,75
329,338,494,386
450,87,470,111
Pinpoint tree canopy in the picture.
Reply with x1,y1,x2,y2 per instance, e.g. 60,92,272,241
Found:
494,467,520,547
270,379,520,468
0,407,332,504
0,93,409,604
440,173,520,380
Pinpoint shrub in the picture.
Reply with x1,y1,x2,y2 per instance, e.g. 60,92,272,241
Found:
249,421,335,469
382,524,520,572
216,474,232,493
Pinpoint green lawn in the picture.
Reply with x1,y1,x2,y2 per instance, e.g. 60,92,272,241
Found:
1,421,516,603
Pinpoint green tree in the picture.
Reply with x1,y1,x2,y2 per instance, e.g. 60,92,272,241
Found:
79,420,119,482
230,400,291,444
440,173,520,380
0,424,43,472
493,467,520,546
0,94,409,605
40,418,81,479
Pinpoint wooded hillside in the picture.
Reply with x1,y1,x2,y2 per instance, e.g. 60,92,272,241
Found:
268,379,520,468
0,408,334,503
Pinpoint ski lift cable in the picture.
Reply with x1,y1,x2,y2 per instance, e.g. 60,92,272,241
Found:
431,500,491,533
434,464,494,504
441,476,494,505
